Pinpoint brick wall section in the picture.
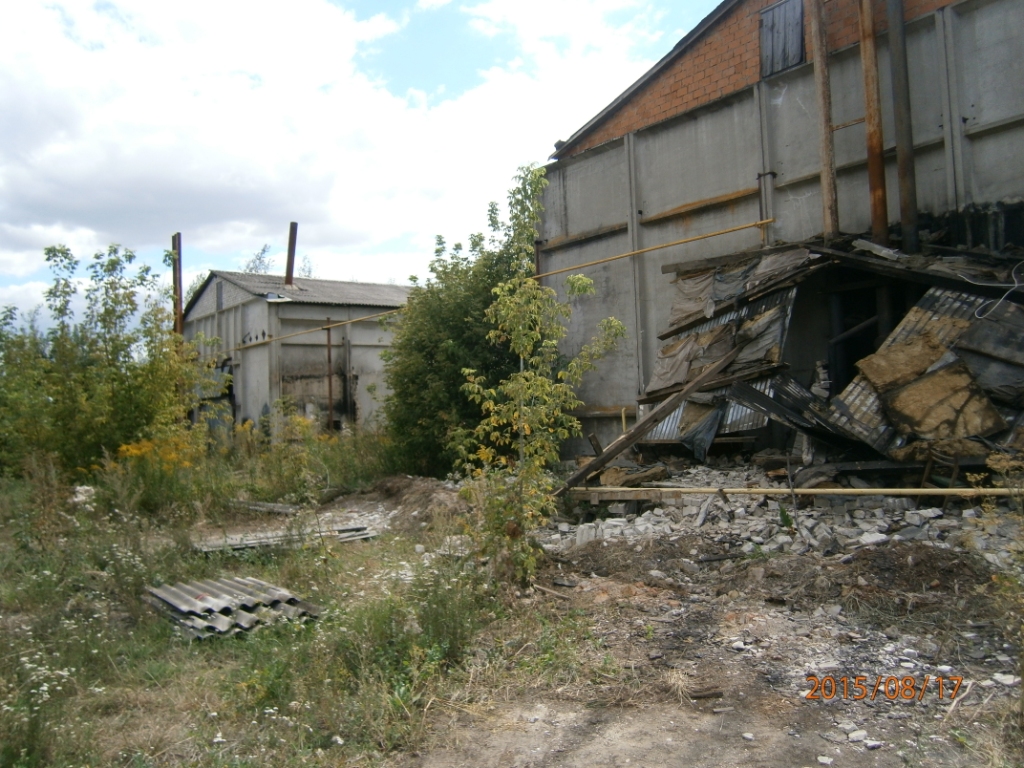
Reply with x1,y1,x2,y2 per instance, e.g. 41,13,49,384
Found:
562,0,953,158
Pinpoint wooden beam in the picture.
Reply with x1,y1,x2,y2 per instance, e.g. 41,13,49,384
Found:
567,486,1012,502
538,222,628,253
555,347,742,495
640,187,760,226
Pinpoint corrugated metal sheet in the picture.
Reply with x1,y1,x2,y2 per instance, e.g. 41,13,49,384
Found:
827,287,988,453
643,378,772,442
144,577,320,640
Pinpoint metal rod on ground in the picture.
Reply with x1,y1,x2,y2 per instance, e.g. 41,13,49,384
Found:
285,222,298,286
859,0,889,246
807,0,839,241
326,317,333,432
887,0,920,254
566,487,1013,498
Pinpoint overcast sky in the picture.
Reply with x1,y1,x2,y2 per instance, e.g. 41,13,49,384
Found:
0,0,720,316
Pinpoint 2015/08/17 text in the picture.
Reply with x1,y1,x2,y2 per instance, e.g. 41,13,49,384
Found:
805,675,964,701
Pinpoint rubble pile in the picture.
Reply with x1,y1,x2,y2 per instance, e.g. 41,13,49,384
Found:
540,466,1023,569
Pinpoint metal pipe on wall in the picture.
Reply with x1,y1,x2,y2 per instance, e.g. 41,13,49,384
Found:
859,0,889,246
887,0,920,253
807,0,839,241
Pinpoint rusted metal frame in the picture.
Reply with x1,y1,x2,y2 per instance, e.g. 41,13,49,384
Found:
535,220,774,281
639,187,761,226
326,317,333,431
656,260,829,341
537,222,628,253
555,346,743,495
887,0,920,254
807,0,839,241
285,221,298,286
859,0,890,245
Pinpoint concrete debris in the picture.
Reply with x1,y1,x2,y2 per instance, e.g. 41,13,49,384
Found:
541,466,1023,568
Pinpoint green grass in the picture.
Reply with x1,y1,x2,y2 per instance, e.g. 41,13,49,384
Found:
0,469,492,767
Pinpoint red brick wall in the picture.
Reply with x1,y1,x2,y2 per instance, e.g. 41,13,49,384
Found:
562,0,953,158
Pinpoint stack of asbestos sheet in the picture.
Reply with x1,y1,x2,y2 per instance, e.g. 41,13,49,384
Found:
143,576,320,639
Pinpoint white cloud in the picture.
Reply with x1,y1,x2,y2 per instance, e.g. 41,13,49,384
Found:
0,0,683,314
417,0,455,9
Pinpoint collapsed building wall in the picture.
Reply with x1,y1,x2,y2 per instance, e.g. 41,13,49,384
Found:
538,0,1024,457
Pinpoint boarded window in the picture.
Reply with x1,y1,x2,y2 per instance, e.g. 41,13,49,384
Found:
761,0,805,77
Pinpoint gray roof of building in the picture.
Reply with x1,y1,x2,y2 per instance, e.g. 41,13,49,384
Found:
187,271,410,315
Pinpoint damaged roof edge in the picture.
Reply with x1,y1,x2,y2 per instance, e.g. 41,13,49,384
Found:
550,0,744,160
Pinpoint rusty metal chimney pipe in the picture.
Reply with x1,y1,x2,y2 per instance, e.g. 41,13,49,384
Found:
285,222,298,286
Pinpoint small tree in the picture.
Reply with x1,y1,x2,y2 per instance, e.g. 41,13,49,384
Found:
243,244,273,274
0,245,213,474
458,274,625,583
381,166,546,476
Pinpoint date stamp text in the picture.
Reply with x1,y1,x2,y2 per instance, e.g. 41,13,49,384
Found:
805,675,964,701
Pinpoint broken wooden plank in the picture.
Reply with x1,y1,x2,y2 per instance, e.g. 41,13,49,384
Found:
555,347,743,495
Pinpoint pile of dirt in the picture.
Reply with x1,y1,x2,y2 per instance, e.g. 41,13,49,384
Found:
368,475,469,534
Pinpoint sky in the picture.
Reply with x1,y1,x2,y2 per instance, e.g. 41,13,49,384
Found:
0,0,721,317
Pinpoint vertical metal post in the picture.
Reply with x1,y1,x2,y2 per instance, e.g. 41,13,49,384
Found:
859,0,889,246
171,232,184,334
285,222,298,286
326,318,333,431
624,132,646,396
807,0,839,241
887,0,920,253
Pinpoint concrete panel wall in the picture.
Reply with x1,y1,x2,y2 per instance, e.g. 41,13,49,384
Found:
539,0,1024,450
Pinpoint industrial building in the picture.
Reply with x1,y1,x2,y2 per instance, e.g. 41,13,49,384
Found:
538,0,1024,470
183,269,408,430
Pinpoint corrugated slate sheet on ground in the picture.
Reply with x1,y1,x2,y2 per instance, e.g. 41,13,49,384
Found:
193,523,376,552
144,577,320,640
